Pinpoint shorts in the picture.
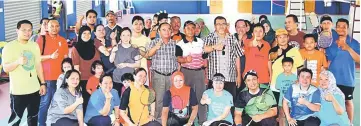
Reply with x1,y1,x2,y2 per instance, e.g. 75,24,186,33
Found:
337,85,354,100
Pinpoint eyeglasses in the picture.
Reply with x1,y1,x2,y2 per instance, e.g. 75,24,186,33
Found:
215,23,227,26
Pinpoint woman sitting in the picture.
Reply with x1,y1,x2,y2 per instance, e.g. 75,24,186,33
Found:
84,74,121,126
161,71,198,126
46,70,84,126
317,70,350,126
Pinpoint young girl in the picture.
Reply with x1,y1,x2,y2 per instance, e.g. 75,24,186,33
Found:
56,58,74,89
86,60,105,95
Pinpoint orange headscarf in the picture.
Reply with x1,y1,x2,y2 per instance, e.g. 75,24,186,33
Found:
170,71,191,109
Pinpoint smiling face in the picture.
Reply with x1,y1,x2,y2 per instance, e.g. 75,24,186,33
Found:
66,72,80,88
135,70,147,85
100,76,113,92
86,12,97,25
17,23,33,41
159,24,172,39
171,18,181,32
253,26,265,41
215,19,227,34
48,20,60,35
245,75,259,91
132,20,144,34
298,71,312,87
276,34,289,46
319,74,329,89
184,24,195,38
120,30,131,44
235,21,247,36
213,81,224,92
81,30,91,42
62,62,72,73
173,75,184,89
95,25,105,38
336,22,348,36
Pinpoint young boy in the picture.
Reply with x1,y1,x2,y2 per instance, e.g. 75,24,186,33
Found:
86,60,105,94
299,34,328,87
275,57,298,126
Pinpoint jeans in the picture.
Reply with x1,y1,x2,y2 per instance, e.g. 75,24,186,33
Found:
38,80,57,126
87,115,112,126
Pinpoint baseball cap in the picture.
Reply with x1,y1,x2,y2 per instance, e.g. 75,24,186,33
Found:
106,10,116,16
320,15,332,23
183,20,196,28
276,29,288,36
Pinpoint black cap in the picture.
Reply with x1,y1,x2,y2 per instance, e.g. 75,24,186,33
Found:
183,20,196,28
320,15,332,23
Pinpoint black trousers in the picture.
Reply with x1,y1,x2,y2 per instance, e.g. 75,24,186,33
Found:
51,117,78,126
80,80,89,114
8,91,40,126
296,116,321,126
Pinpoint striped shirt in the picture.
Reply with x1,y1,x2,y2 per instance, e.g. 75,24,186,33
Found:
147,38,178,74
203,32,244,82
176,37,204,69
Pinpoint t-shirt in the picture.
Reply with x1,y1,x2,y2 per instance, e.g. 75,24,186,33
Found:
71,48,100,80
326,36,360,87
284,84,321,120
163,88,198,118
176,37,205,69
119,84,151,125
113,45,139,83
46,88,83,124
37,34,69,80
235,88,277,116
203,89,234,124
1,40,41,95
299,49,328,87
275,73,297,106
84,88,120,123
94,38,115,72
317,94,350,126
105,25,122,43
86,76,100,94
269,46,303,92
131,35,151,74
243,39,271,83
288,31,306,49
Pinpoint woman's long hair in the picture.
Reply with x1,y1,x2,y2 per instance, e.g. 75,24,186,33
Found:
60,69,82,93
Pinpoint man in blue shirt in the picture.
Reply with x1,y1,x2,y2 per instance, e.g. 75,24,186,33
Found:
85,74,121,126
283,68,321,126
325,18,360,124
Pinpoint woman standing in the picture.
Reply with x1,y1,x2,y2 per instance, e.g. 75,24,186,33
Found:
71,26,100,113
318,71,350,126
93,24,116,74
260,20,275,45
46,70,84,126
109,27,141,98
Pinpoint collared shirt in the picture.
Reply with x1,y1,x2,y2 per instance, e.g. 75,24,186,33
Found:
147,38,178,74
203,32,244,82
171,31,185,42
176,37,204,69
105,24,122,42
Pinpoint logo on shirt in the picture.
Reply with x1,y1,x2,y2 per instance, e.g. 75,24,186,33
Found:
22,50,35,71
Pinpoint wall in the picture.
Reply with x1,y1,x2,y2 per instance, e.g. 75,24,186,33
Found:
132,0,209,14
0,0,4,41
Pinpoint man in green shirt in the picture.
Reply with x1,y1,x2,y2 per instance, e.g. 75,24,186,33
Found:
2,20,46,126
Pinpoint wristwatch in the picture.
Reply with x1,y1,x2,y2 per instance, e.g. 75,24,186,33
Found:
40,83,46,87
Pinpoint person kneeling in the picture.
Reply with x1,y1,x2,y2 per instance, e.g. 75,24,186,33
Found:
161,72,198,126
84,74,121,126
201,73,234,126
234,70,278,126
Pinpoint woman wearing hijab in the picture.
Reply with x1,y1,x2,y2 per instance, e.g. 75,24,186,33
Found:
318,70,350,126
71,25,100,114
161,71,198,126
194,18,210,38
260,20,275,45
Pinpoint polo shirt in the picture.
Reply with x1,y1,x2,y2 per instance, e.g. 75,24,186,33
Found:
176,37,204,69
37,34,69,80
84,88,120,123
326,36,360,87
269,46,303,91
1,40,41,95
120,83,151,125
171,31,185,42
243,38,271,83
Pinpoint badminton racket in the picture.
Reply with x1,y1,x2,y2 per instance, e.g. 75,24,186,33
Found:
138,88,156,126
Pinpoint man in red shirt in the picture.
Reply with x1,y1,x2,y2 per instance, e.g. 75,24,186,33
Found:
243,23,271,85
36,19,69,126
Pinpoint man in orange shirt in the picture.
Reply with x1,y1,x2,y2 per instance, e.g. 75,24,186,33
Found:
170,16,185,42
36,19,69,126
299,34,328,87
243,23,271,85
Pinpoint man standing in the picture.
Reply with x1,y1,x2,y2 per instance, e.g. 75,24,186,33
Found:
326,18,360,124
75,9,97,34
176,21,207,125
284,14,306,48
2,20,46,126
145,23,178,121
105,10,122,43
170,16,185,41
313,15,338,49
36,19,69,126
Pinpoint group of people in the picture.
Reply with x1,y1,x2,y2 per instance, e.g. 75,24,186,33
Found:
1,8,359,126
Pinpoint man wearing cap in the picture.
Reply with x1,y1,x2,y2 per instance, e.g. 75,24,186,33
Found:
200,73,234,126
284,14,306,48
170,16,185,42
176,20,207,124
326,18,360,124
144,22,178,121
105,10,122,43
312,15,338,49
150,11,169,40
234,70,278,126
269,29,303,105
